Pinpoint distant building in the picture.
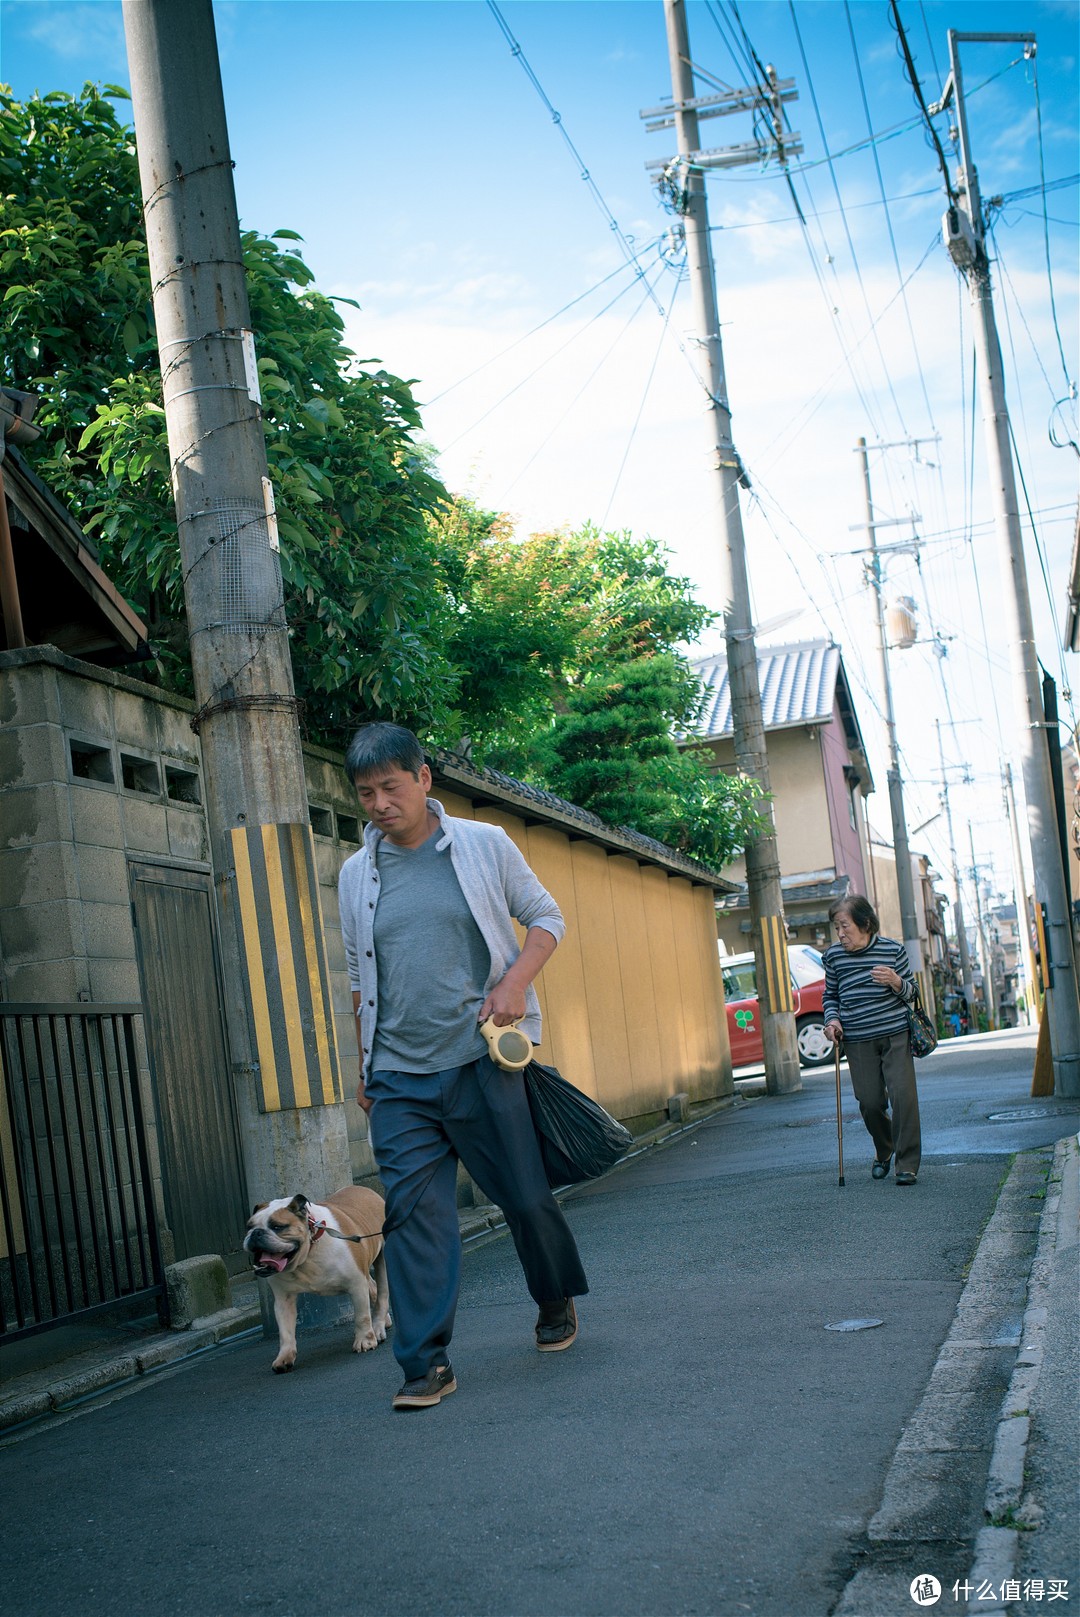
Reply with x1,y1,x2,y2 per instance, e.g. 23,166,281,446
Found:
689,640,874,954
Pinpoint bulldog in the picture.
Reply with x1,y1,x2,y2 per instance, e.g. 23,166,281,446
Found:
244,1187,390,1374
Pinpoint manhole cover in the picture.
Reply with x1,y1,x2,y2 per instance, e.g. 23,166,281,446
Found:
825,1318,884,1333
987,1105,1078,1123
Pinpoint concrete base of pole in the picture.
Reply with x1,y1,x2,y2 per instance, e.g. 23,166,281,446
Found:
234,1086,354,1211
1051,1056,1080,1099
762,1012,802,1095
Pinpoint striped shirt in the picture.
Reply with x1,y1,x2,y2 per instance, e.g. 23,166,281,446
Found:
822,935,914,1044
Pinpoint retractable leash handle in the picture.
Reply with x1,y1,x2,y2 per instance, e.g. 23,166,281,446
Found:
834,1034,845,1189
479,1016,534,1072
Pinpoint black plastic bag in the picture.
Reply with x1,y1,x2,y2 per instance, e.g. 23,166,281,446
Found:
523,1059,633,1186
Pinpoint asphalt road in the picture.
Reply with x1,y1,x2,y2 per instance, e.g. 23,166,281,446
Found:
1,1028,1075,1617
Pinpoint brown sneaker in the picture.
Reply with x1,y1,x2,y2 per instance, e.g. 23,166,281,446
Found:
535,1298,578,1352
392,1363,457,1410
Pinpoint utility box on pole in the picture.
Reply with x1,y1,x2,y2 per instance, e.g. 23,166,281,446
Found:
122,0,353,1219
643,0,801,1094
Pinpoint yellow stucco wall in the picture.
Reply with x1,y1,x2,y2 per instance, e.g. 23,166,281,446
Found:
463,800,732,1124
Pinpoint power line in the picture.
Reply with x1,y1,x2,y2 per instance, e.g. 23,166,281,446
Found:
486,0,668,320
708,184,940,230
889,0,957,204
991,224,1080,456
756,230,941,468
788,1,908,436
1030,53,1074,391
438,258,657,453
845,1,937,432
424,252,655,407
600,275,681,528
499,267,668,503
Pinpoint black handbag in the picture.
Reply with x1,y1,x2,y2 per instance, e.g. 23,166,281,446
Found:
907,982,938,1058
523,1059,633,1187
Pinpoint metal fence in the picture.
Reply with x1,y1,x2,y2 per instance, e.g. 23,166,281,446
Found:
0,1004,166,1341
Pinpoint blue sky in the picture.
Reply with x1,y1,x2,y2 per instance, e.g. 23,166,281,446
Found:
3,0,1078,914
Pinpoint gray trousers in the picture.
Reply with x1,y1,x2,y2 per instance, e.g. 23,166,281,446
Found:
844,1032,922,1176
367,1056,589,1380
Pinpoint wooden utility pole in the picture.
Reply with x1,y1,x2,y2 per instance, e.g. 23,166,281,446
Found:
968,825,998,1029
642,1,802,1094
936,721,977,1019
856,437,922,979
933,30,1080,1095
1003,762,1040,1025
123,0,352,1217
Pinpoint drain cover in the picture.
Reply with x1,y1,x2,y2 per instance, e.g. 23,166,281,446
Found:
825,1318,884,1332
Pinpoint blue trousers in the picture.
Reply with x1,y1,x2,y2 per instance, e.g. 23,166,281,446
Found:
367,1056,589,1379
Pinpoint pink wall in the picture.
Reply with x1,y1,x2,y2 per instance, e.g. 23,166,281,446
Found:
819,699,869,894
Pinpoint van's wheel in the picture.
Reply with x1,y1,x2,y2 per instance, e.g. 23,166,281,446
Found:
796,1015,833,1068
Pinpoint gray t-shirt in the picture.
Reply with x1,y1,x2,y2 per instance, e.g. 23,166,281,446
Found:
370,824,490,1073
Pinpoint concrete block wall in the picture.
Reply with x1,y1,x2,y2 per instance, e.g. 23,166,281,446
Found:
0,653,205,1266
1,655,208,1004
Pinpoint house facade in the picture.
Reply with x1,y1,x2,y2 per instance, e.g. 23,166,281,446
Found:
690,641,875,955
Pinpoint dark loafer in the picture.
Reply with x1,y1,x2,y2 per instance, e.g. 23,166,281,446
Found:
536,1298,578,1352
392,1363,456,1410
895,1171,918,1187
872,1157,892,1180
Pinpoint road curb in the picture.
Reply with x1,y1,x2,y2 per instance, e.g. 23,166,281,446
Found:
0,1308,262,1436
961,1131,1077,1614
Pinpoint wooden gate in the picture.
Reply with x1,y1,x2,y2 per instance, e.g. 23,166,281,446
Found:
129,863,247,1270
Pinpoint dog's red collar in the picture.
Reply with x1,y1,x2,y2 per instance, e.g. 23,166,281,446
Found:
307,1215,326,1244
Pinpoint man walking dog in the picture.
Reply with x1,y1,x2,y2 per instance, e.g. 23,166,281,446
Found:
339,722,588,1411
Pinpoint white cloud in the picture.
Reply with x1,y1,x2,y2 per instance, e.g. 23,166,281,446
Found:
18,1,124,62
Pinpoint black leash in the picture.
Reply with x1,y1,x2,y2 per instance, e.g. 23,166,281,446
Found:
302,1157,444,1247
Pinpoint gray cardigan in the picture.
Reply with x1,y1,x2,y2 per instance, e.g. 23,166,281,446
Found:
339,798,565,1077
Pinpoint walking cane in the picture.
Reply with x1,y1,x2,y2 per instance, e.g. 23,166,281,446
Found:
834,1034,845,1188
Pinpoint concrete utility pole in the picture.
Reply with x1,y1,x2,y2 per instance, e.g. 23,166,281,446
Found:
856,437,922,979
968,826,998,1029
933,30,1080,1096
936,721,977,1018
646,0,801,1093
1003,762,1040,1025
123,0,352,1213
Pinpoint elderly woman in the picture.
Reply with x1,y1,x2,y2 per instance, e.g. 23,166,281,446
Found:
823,895,922,1186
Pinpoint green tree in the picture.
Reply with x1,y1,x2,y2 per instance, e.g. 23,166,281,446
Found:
1,83,758,863
428,500,601,751
429,502,761,865
1,83,453,743
538,654,764,865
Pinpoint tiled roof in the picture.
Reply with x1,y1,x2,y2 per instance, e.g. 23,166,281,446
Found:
428,747,739,892
692,639,841,740
717,873,852,912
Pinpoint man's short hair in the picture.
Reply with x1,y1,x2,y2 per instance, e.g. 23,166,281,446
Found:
344,722,426,783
